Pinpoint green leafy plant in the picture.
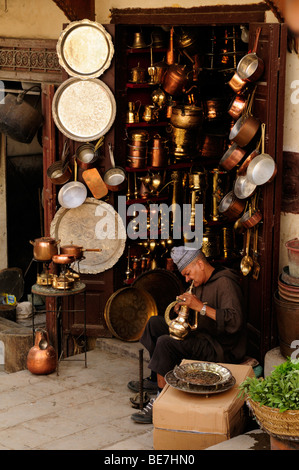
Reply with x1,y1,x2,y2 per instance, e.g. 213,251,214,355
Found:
239,358,299,412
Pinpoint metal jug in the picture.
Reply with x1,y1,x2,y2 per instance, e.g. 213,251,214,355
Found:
27,329,57,375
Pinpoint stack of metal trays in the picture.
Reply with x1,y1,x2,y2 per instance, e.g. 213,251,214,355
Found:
165,362,236,395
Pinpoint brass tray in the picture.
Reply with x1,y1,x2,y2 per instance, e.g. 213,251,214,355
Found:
165,370,236,395
50,198,126,274
132,269,183,316
104,287,157,342
56,19,114,79
52,77,116,142
173,362,232,386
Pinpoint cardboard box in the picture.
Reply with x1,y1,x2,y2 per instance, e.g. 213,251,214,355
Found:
153,361,254,450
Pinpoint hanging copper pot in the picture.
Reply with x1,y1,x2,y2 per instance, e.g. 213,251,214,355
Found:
229,114,260,147
228,94,247,120
220,143,246,171
162,64,192,96
27,329,57,375
218,191,246,220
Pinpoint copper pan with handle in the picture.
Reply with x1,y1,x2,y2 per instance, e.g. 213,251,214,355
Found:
229,86,260,148
103,143,127,192
237,27,264,83
219,142,246,171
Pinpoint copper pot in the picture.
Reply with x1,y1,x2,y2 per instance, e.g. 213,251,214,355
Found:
126,156,146,169
228,72,247,93
170,104,203,129
127,143,147,158
218,191,246,220
229,115,260,147
237,27,264,83
240,209,262,228
228,94,247,120
52,254,75,264
220,143,246,171
203,98,228,121
30,237,60,262
199,133,227,158
130,63,146,83
27,329,57,375
148,135,168,167
152,61,168,85
76,143,100,170
129,130,149,143
237,148,260,176
60,244,102,260
47,161,72,185
162,64,192,96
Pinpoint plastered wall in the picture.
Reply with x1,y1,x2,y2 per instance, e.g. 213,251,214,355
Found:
280,51,299,273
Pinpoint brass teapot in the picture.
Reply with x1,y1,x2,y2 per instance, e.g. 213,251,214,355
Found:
164,281,198,340
151,87,167,108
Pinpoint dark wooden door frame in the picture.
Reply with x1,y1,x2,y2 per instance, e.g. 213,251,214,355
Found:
110,4,269,25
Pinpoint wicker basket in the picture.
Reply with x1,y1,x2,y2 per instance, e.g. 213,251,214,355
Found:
247,398,299,440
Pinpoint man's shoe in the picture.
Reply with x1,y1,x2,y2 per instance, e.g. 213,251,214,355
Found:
131,398,155,424
127,377,158,393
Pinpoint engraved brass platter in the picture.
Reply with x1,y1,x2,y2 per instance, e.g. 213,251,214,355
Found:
52,77,116,142
56,19,114,79
104,287,158,342
50,198,126,274
165,369,236,395
173,362,232,386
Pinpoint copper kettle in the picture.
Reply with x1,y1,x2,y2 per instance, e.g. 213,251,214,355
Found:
162,64,193,96
27,329,57,375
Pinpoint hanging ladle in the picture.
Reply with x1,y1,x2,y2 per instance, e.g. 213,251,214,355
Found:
240,212,253,276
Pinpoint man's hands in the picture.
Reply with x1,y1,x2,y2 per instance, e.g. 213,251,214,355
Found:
174,293,203,313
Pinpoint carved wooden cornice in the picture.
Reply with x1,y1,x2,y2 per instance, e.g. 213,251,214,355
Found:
263,0,285,22
52,0,95,21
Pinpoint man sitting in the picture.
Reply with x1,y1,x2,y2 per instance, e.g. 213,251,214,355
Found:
129,246,247,423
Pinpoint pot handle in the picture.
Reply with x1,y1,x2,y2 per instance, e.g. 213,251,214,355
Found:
108,143,116,169
252,27,261,54
16,85,42,108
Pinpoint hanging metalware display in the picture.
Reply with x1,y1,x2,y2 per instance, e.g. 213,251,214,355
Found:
53,20,116,142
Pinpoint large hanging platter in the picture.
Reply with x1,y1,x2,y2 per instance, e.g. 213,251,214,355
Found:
52,77,116,142
104,287,158,342
50,198,126,274
56,19,114,79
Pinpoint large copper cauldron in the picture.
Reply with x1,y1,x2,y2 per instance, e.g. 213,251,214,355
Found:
170,104,203,129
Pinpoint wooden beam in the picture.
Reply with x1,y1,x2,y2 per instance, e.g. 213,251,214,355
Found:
110,5,268,25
